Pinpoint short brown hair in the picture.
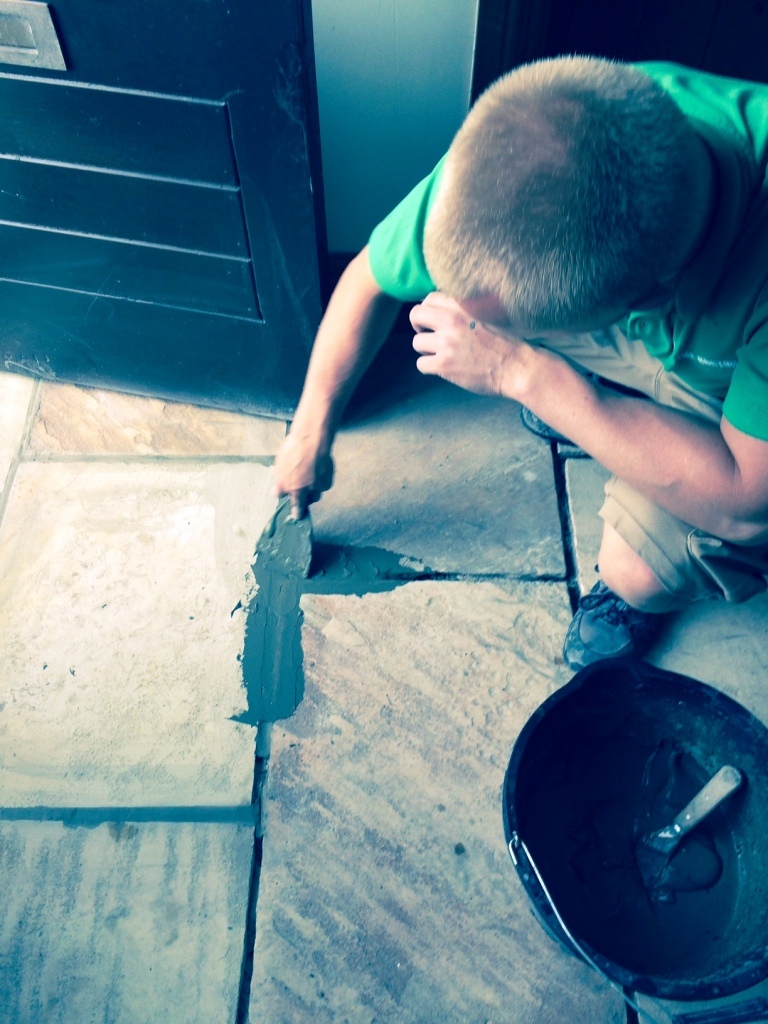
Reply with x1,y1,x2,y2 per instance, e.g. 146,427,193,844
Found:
423,57,705,331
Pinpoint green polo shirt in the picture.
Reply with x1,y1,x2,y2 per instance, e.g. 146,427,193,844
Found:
367,63,768,441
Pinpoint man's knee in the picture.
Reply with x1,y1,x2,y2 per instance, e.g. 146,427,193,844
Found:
598,524,683,612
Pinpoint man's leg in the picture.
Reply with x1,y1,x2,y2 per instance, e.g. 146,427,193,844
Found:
598,523,683,613
563,476,768,669
539,323,768,667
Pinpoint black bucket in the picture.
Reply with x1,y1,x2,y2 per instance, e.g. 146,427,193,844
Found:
502,659,768,1003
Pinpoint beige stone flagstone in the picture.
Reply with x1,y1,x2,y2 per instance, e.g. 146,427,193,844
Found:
564,455,605,595
0,460,277,807
29,381,286,457
0,820,253,1024
312,377,565,577
251,581,625,1024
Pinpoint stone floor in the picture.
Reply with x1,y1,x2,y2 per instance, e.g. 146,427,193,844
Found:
1,358,767,1024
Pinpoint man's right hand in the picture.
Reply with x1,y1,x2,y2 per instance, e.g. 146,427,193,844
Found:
273,432,335,519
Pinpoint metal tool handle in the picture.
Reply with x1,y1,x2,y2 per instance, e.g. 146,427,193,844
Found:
671,766,743,838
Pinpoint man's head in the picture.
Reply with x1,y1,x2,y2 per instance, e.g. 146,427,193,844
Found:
423,56,711,333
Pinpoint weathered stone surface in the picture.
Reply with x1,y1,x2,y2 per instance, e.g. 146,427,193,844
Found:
0,820,252,1024
0,371,35,494
30,381,286,456
312,377,564,577
251,581,625,1023
0,461,277,806
652,592,768,727
564,455,606,595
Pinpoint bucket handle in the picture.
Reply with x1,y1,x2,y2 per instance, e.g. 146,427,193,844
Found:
509,835,768,1024
508,833,667,1024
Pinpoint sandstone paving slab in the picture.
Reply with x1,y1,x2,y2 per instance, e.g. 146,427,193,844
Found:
0,460,277,807
29,381,286,457
311,377,564,578
250,581,625,1024
564,455,606,596
0,371,36,495
651,591,768,727
0,819,252,1024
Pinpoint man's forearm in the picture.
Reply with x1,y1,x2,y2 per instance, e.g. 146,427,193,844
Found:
290,247,402,448
512,345,765,541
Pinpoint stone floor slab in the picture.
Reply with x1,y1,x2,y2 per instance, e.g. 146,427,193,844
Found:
29,381,286,457
0,460,276,806
251,581,625,1024
0,371,35,495
0,819,252,1024
564,455,606,595
312,377,564,577
652,591,768,726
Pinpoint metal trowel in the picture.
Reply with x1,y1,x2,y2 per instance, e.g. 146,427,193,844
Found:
254,494,313,576
635,764,743,902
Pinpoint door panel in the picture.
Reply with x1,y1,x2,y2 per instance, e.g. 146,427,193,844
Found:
0,226,259,317
1,281,289,402
0,0,324,417
0,77,237,183
0,159,249,254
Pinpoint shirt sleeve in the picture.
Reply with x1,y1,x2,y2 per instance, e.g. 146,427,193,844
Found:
367,156,447,301
723,292,768,440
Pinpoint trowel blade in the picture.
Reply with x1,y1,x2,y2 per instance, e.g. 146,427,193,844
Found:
254,495,313,577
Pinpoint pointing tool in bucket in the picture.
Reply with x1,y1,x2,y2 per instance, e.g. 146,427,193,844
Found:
635,764,743,904
503,658,768,1020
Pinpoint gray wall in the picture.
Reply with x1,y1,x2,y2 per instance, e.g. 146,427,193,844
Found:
312,0,479,253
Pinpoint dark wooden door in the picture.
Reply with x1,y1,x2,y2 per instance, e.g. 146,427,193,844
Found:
0,0,325,417
473,0,768,101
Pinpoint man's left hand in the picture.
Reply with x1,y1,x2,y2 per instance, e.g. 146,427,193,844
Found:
409,292,523,397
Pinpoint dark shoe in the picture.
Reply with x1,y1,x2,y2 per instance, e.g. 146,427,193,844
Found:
563,580,663,670
520,406,576,445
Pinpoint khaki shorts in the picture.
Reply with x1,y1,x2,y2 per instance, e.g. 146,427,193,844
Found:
535,324,768,605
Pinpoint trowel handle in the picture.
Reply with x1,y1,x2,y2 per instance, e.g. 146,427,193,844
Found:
672,765,743,837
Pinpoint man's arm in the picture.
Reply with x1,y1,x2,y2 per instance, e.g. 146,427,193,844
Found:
410,293,768,542
520,349,768,543
274,246,402,517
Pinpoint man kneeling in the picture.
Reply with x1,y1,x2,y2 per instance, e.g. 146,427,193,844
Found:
274,56,768,669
